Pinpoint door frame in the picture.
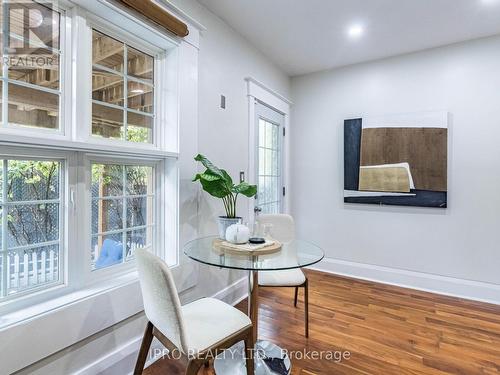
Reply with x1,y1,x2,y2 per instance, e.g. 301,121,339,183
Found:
245,77,292,224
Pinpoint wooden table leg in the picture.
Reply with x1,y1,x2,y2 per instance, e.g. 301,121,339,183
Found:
248,270,259,345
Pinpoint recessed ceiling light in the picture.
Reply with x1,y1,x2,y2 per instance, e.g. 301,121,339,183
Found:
348,24,364,38
130,89,144,94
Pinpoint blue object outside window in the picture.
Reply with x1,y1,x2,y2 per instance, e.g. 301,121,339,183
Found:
95,239,123,269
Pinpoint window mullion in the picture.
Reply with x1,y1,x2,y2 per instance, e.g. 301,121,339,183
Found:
2,1,9,128
121,167,127,263
93,224,151,237
123,45,128,141
1,160,7,298
7,80,61,96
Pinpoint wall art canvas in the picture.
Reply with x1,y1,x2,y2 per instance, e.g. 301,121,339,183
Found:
344,112,448,208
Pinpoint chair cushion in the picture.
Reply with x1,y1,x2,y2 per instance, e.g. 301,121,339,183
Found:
259,269,306,286
182,297,251,353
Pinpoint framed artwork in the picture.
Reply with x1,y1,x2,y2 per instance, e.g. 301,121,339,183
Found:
344,112,448,208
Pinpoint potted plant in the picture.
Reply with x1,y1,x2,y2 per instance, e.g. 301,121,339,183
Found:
193,154,257,239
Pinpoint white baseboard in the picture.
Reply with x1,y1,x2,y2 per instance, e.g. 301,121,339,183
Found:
81,277,248,375
309,257,500,306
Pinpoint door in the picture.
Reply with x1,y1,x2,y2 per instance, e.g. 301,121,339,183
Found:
254,101,285,215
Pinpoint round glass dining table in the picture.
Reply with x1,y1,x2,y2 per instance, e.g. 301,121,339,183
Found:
183,236,324,375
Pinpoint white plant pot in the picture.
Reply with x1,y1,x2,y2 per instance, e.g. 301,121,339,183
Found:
217,216,242,239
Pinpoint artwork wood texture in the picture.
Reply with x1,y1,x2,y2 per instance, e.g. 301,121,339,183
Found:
344,116,447,208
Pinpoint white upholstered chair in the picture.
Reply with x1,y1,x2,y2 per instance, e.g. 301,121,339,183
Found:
257,214,309,337
134,248,254,375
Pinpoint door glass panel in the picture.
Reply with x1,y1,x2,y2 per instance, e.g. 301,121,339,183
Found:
256,111,283,215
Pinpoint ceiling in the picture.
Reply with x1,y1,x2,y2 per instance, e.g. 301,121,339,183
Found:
198,0,500,76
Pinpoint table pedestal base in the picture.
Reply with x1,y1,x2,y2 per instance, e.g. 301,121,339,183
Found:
213,340,291,375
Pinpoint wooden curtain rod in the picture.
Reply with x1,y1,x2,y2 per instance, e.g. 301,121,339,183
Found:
117,0,189,38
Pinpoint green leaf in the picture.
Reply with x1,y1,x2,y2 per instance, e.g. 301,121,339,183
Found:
193,172,221,182
194,154,229,183
232,182,257,197
199,178,230,198
220,169,233,186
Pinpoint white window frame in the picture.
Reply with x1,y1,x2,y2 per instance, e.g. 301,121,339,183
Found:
73,10,175,153
0,2,179,159
81,154,164,285
88,24,158,146
0,146,74,311
0,1,180,314
0,0,73,142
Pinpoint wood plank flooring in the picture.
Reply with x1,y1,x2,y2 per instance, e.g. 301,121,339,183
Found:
143,270,500,374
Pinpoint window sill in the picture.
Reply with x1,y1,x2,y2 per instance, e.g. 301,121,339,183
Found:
0,271,140,330
0,132,179,159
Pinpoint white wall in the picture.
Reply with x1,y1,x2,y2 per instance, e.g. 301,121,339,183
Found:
169,0,290,302
291,35,500,303
13,0,290,374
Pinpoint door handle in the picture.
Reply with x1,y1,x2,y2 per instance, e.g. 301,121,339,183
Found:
254,206,262,213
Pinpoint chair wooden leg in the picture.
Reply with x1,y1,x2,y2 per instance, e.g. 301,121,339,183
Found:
304,279,309,338
294,286,299,307
134,321,154,375
185,359,203,375
244,327,255,375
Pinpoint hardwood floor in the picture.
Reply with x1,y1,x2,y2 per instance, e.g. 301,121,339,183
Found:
143,270,500,374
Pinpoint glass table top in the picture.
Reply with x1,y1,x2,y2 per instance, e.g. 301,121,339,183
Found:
183,236,324,271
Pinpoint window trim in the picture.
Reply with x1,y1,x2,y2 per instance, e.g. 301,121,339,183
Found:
0,3,179,156
0,0,72,139
70,10,177,153
86,16,165,149
82,155,162,285
0,149,177,314
90,27,156,145
0,158,65,301
0,146,73,310
0,3,186,371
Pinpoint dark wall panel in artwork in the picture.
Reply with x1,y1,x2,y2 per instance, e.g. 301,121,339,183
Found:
344,190,447,208
360,127,447,192
344,119,362,190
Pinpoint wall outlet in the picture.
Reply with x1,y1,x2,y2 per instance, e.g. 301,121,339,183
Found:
220,95,226,109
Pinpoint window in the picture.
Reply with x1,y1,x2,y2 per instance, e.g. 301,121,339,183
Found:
257,117,282,214
1,0,62,130
91,163,154,270
0,1,178,311
91,30,155,143
0,159,63,299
